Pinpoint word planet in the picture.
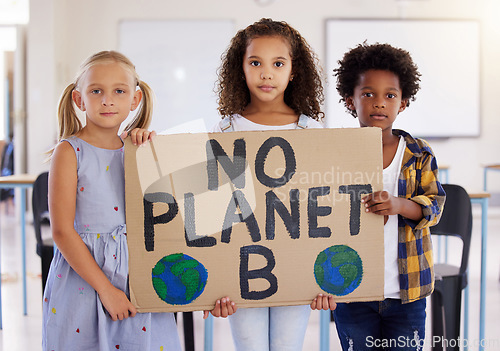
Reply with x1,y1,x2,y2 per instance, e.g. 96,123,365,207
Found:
152,253,208,305
314,245,363,296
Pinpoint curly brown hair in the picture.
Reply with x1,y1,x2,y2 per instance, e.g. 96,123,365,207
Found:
334,42,421,117
216,18,324,120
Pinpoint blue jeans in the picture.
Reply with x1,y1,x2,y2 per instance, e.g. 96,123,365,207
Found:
333,298,426,351
228,305,311,351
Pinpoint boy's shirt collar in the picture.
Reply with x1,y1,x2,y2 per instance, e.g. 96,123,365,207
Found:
392,129,435,158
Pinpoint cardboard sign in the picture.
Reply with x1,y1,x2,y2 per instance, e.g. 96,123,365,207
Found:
125,127,384,312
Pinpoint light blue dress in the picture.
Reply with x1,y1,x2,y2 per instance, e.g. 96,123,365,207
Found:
42,136,181,351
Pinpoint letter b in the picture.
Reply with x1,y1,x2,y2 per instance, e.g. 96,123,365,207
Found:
239,245,278,300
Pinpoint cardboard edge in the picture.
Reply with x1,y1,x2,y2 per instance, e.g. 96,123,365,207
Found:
135,294,385,313
124,138,142,309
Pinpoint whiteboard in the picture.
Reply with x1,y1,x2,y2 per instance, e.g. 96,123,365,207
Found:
119,20,235,133
325,19,480,137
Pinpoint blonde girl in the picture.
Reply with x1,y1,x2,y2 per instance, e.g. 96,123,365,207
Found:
42,50,181,351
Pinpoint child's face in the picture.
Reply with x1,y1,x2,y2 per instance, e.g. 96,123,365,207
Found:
72,61,141,132
242,36,293,105
346,69,407,132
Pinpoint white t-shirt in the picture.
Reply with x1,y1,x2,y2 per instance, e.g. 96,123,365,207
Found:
211,114,324,132
383,136,407,298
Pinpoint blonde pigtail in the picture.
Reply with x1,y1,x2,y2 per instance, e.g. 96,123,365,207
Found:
57,83,83,141
124,80,154,132
46,83,82,159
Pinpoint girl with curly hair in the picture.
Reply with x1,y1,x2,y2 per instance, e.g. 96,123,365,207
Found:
333,42,445,351
212,18,335,351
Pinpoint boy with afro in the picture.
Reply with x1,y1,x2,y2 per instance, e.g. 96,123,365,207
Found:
333,42,446,350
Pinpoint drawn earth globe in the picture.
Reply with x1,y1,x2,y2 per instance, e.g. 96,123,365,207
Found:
152,253,208,305
314,245,363,296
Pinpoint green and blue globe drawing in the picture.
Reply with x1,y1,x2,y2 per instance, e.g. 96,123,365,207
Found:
152,253,208,305
314,245,363,296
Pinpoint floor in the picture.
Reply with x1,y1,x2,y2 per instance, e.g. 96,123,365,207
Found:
0,199,499,351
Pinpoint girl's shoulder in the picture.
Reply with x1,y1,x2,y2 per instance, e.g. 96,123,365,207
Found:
60,135,79,147
55,136,79,155
212,114,324,132
211,114,260,132
302,115,324,129
51,137,78,171
211,115,237,132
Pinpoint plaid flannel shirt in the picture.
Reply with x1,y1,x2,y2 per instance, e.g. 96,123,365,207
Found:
394,129,446,303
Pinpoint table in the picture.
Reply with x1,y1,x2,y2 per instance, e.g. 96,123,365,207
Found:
0,174,37,330
439,165,450,184
483,164,500,191
204,315,214,351
468,192,490,351
433,164,490,350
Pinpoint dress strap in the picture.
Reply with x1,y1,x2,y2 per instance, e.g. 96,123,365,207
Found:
296,115,309,129
219,116,234,132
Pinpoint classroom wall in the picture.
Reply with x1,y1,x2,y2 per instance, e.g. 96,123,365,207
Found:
26,0,500,193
